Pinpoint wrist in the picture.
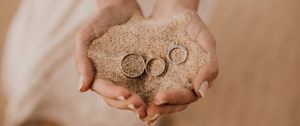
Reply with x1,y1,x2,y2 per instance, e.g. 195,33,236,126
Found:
156,0,199,11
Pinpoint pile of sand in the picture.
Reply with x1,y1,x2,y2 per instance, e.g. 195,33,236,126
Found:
87,12,209,103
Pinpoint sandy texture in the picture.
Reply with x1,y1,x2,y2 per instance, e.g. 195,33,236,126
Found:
87,12,209,103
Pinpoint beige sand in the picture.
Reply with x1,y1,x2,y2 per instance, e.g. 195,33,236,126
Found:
87,12,209,103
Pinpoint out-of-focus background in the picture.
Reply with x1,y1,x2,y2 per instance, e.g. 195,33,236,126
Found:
0,0,20,124
0,0,299,126
168,0,300,125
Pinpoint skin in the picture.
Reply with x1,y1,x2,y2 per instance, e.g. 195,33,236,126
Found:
74,0,218,123
144,0,218,123
75,0,147,118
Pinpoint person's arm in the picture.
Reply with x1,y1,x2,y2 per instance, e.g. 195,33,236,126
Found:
145,0,218,123
75,0,147,119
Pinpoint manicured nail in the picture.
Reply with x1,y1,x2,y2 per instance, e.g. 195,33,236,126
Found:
199,81,208,98
127,104,136,110
154,99,167,105
79,75,84,91
116,96,125,101
149,114,160,121
136,113,141,119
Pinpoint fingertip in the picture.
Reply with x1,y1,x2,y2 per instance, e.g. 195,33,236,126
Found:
78,70,94,92
78,75,85,92
193,60,218,97
194,80,212,98
123,94,147,120
75,56,95,92
148,104,188,118
146,103,160,117
154,92,168,105
146,113,161,124
136,105,147,120
198,80,209,98
128,94,146,108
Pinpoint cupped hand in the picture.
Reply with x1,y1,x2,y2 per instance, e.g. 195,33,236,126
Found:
145,0,219,123
74,0,147,119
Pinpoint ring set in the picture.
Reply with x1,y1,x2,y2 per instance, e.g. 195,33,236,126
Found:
120,42,188,78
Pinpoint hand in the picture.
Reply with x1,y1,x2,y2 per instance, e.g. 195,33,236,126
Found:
74,0,147,119
145,0,219,123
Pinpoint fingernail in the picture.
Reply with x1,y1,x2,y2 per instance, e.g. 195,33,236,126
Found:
154,99,167,105
127,104,136,110
136,113,141,119
149,113,160,121
199,81,208,98
116,96,125,101
79,75,84,91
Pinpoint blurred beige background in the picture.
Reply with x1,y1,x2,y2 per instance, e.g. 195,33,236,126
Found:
168,0,300,126
0,0,19,124
1,0,300,126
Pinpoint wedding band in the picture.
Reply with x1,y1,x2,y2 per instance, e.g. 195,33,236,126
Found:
120,53,145,78
145,57,166,77
167,42,188,65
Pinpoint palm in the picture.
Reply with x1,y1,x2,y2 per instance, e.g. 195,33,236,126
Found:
75,1,147,119
145,8,218,123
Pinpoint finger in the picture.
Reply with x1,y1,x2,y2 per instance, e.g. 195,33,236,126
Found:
147,104,188,116
146,104,188,123
91,79,132,100
192,23,219,98
75,9,116,92
75,22,97,92
193,59,219,98
185,15,218,98
103,94,147,119
153,89,198,105
129,94,147,119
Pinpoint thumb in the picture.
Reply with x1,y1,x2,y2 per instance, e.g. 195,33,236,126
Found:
75,22,96,92
193,53,219,98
